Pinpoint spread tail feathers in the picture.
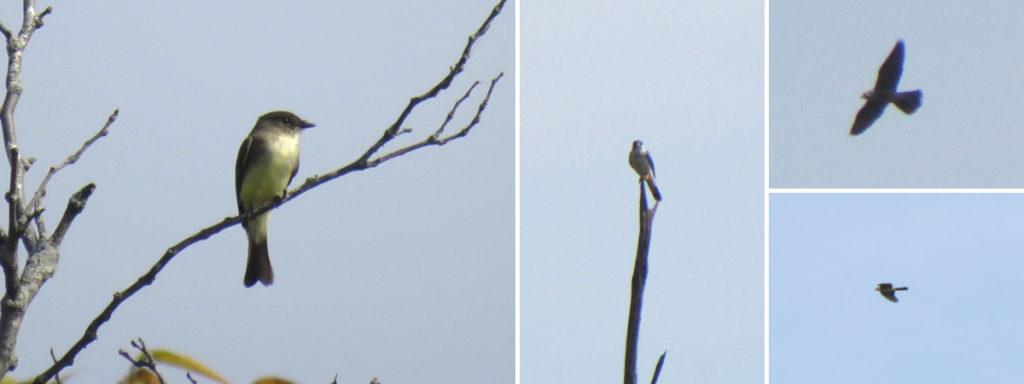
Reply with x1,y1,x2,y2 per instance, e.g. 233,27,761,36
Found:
244,240,274,287
892,90,922,114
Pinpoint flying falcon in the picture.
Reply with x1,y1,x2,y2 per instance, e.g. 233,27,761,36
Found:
850,40,922,135
875,282,908,303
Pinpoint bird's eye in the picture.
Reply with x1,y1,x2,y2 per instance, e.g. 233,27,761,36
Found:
282,117,291,124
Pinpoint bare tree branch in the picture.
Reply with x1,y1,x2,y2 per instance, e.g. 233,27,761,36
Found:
50,183,95,246
650,351,666,384
118,338,166,384
33,1,506,381
0,1,53,376
28,109,117,234
4,145,23,290
432,79,480,140
357,0,506,164
366,73,502,166
47,349,60,384
624,180,661,384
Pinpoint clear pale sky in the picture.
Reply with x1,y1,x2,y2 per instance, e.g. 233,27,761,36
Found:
521,1,764,383
771,194,1024,383
2,1,513,383
770,1,1024,187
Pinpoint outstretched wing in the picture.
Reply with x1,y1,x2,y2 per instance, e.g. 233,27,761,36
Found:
850,98,887,135
880,291,899,303
874,40,905,93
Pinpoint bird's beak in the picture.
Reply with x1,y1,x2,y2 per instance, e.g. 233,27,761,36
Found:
300,120,315,129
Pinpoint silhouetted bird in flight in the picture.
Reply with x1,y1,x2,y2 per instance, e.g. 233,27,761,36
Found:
850,40,922,135
875,282,908,303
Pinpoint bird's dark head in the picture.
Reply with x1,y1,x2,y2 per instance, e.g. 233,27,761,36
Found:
259,111,315,132
632,140,644,150
861,90,874,100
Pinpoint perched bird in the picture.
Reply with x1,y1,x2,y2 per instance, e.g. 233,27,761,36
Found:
850,40,922,135
235,111,315,287
628,140,662,201
875,282,908,303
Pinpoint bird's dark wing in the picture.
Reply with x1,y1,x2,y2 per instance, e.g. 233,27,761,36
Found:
235,133,273,214
646,151,656,178
850,99,888,135
881,291,899,302
288,158,300,187
235,136,253,214
873,41,905,93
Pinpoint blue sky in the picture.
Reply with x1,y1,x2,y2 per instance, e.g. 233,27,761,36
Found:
521,1,764,383
771,194,1024,383
770,1,1024,187
2,1,513,383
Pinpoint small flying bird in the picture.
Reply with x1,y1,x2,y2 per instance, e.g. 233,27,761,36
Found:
875,282,908,303
850,40,922,135
629,140,662,201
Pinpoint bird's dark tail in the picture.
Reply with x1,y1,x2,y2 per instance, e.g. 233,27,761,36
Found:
892,90,922,114
894,287,908,291
647,179,662,201
244,239,274,287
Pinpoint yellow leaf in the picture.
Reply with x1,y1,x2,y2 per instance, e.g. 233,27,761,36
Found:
253,377,299,384
121,369,161,384
150,349,229,384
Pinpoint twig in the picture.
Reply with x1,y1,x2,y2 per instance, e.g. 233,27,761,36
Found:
431,81,480,140
118,338,165,384
28,109,117,234
50,183,95,246
650,351,666,384
370,73,502,165
357,0,507,164
32,2,506,382
48,348,60,384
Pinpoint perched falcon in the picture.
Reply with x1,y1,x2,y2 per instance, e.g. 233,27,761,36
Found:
850,40,922,135
875,282,908,303
629,140,662,201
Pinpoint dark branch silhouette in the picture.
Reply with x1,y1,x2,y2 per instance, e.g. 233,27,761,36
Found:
650,351,666,384
624,179,664,384
118,338,166,384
